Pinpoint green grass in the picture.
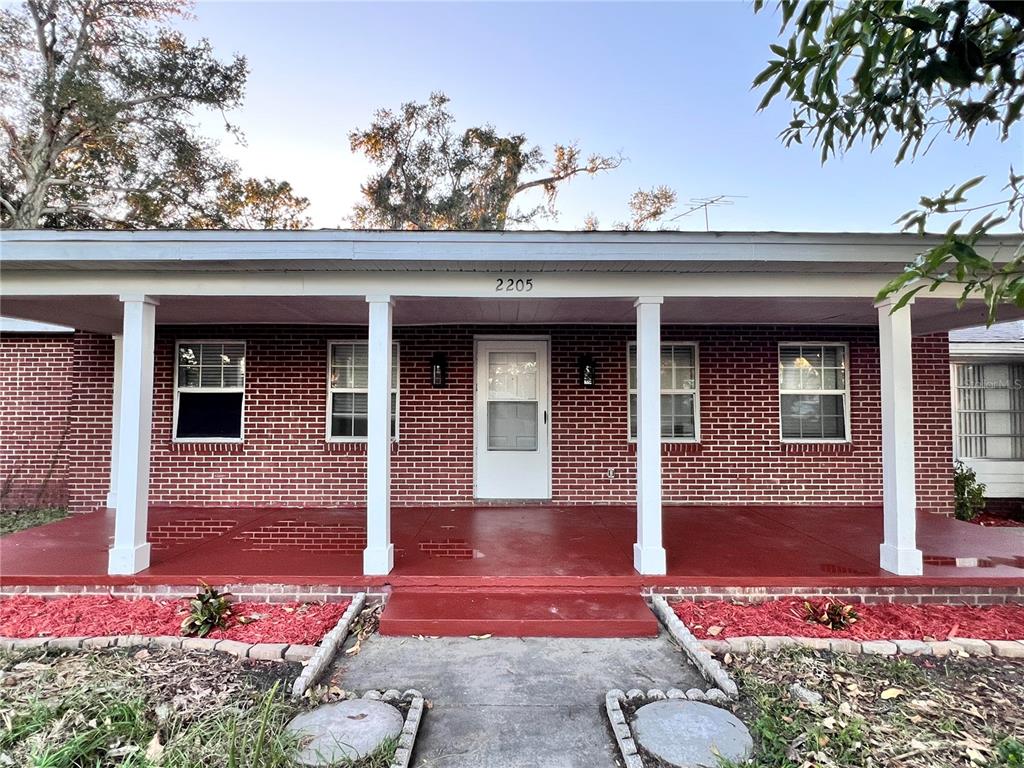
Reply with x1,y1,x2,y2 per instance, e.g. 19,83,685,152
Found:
1,650,304,768
1,649,410,768
0,506,68,535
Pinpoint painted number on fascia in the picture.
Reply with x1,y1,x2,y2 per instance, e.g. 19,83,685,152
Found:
495,278,534,293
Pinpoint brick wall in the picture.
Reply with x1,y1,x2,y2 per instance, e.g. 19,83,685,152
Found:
0,333,73,509
50,323,954,514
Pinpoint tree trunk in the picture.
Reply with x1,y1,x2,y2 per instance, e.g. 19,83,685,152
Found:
8,146,54,229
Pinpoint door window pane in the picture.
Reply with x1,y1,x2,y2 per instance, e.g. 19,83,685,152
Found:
487,402,538,451
488,352,537,400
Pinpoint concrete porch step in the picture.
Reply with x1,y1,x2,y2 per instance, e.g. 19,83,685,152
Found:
378,587,659,638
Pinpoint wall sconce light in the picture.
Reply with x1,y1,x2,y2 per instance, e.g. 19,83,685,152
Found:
577,354,597,388
430,352,449,388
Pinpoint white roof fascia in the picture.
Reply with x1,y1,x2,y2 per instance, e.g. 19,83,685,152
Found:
0,229,1015,268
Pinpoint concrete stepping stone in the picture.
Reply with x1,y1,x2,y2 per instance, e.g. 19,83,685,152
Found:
632,699,753,768
286,699,404,766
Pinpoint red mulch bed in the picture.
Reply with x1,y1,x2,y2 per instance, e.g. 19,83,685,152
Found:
674,598,1024,641
0,596,349,645
970,512,1024,528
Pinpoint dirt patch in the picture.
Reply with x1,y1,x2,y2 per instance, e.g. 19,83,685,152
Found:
726,648,1024,768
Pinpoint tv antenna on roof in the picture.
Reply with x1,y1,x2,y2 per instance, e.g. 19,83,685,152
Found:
668,194,746,231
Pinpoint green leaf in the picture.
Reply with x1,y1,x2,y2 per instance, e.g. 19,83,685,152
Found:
890,285,925,312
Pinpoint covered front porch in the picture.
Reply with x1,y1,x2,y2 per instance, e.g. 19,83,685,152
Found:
3,503,1022,587
3,230,1023,582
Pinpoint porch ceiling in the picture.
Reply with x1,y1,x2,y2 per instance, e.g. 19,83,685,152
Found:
1,294,1019,336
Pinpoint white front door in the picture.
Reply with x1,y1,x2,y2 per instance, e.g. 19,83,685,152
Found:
474,338,551,500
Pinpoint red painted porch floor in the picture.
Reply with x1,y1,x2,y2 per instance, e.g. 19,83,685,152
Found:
1,504,1022,587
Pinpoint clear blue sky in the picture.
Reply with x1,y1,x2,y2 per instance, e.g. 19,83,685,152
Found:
184,1,1019,231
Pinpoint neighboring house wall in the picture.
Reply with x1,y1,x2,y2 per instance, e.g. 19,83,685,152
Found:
0,333,74,509
948,324,1024,501
55,324,954,515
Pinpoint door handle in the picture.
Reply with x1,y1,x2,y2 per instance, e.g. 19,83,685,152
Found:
544,410,548,425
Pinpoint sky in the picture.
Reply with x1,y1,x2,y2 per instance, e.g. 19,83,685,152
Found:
182,1,1021,231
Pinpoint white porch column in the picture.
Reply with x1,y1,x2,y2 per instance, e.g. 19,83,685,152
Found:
877,297,923,576
363,295,394,575
108,296,157,575
634,296,667,575
106,334,122,509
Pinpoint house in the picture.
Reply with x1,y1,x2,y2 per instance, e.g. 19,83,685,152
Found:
1,229,1022,597
949,321,1024,511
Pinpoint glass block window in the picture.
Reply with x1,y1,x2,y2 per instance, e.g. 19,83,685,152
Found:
628,343,699,441
954,362,1024,459
779,343,850,441
328,342,399,440
174,341,246,440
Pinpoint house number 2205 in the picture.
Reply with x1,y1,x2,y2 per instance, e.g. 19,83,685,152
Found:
495,277,534,292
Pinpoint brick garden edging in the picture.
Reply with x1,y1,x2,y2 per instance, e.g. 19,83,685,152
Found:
646,584,1024,605
0,583,385,603
649,595,738,699
357,688,425,768
606,688,732,768
291,591,366,698
698,635,1024,658
0,633,318,661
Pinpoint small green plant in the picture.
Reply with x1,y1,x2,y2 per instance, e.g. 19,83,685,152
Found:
181,583,233,637
954,459,987,521
802,598,859,631
995,737,1024,768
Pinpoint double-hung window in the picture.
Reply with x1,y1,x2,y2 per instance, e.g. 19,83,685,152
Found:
953,362,1024,459
328,341,399,440
174,341,246,441
778,343,850,441
627,343,699,441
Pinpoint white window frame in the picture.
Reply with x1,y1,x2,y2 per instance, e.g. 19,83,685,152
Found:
778,341,852,444
173,339,246,444
325,340,400,443
626,341,701,443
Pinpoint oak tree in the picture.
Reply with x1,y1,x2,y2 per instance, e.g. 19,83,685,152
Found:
0,0,309,229
349,92,624,230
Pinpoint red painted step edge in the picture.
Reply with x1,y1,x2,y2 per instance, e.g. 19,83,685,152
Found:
379,588,659,638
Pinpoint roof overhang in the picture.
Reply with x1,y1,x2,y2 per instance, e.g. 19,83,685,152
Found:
1,229,1021,334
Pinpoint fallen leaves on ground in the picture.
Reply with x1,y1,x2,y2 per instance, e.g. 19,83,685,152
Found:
727,648,1024,768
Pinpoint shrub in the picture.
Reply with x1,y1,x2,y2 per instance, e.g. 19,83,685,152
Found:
181,583,233,637
996,737,1024,768
801,598,859,631
953,459,987,522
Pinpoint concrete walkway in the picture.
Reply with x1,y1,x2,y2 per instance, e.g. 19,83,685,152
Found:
328,630,704,768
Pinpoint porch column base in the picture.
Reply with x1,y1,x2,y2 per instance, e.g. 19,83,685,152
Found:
108,543,151,575
633,543,667,576
363,544,394,576
879,542,923,576
105,491,117,509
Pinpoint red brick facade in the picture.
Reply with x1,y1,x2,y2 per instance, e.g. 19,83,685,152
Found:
0,333,74,509
1,324,955,515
